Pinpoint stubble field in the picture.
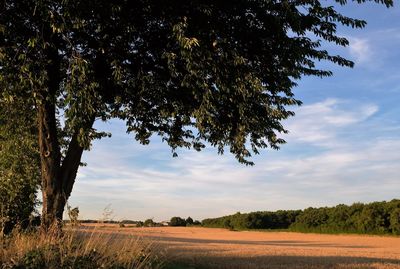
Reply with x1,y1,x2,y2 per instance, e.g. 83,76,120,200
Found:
80,225,400,269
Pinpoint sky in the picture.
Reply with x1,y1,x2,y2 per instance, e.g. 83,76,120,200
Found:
69,2,400,222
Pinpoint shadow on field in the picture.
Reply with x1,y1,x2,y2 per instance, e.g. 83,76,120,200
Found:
142,235,374,249
168,255,400,269
76,228,400,268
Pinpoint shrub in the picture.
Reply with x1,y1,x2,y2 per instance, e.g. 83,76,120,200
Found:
0,98,41,234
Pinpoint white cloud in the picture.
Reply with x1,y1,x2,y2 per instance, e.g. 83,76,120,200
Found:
67,98,399,222
348,37,371,64
284,98,378,147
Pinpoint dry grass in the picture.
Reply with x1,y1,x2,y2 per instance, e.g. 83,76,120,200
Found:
80,224,400,269
0,225,163,269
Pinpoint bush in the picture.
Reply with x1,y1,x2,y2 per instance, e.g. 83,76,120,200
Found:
0,98,40,234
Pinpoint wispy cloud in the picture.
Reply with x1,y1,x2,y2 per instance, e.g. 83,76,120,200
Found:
284,98,378,147
69,97,399,221
348,37,371,64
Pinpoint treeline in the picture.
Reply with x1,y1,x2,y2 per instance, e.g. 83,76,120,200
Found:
201,199,400,235
290,200,400,235
76,217,202,227
169,216,201,226
202,210,301,230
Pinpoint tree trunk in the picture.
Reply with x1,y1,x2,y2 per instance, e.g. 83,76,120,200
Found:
37,35,95,231
38,100,89,231
37,43,90,231
37,99,63,230
38,106,89,230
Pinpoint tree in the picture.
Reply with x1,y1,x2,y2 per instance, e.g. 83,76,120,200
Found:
390,208,400,235
66,205,79,227
193,220,201,226
144,218,155,227
169,217,186,227
0,0,393,230
186,216,194,226
0,97,40,234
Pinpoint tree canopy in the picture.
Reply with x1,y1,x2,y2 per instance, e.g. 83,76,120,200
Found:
0,0,393,228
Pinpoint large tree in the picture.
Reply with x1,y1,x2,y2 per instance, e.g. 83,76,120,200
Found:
0,0,393,229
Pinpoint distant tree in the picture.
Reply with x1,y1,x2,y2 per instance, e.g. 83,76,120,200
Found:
169,217,186,227
185,217,194,226
223,219,233,230
144,219,155,227
203,200,399,235
66,205,79,227
136,221,144,228
1,0,393,230
193,220,201,226
390,208,400,235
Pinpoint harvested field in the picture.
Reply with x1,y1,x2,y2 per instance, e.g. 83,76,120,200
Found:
80,225,400,269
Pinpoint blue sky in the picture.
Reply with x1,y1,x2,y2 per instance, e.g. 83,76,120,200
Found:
69,3,400,222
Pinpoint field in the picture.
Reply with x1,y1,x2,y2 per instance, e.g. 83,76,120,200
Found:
79,225,400,269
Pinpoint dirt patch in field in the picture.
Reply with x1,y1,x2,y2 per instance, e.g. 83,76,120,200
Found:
79,225,400,268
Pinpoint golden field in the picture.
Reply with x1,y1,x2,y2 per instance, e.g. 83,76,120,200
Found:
79,224,400,269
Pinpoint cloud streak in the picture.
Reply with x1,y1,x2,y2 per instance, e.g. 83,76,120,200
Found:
349,38,371,64
68,97,400,222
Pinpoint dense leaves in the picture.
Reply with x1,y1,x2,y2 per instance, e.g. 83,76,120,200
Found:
169,217,187,227
202,199,400,235
202,210,301,230
0,0,392,164
291,200,400,235
0,98,40,233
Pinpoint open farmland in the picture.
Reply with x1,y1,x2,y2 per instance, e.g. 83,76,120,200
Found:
79,225,400,269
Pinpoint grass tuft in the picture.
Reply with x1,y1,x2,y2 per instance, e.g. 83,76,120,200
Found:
0,225,164,269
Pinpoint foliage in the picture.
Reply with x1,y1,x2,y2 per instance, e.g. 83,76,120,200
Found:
202,210,301,230
390,208,400,234
185,217,193,226
66,205,80,227
0,98,40,234
144,219,155,227
0,226,163,269
202,199,400,235
290,199,400,235
169,217,187,227
192,220,201,226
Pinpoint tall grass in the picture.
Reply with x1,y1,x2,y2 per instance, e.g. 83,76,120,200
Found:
0,224,163,269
